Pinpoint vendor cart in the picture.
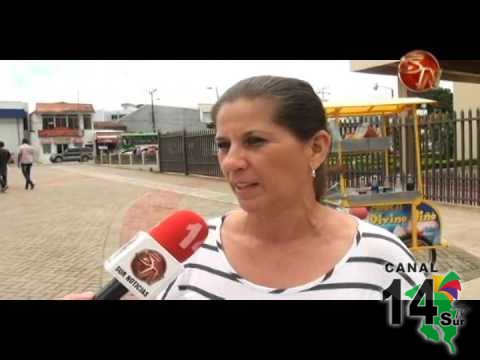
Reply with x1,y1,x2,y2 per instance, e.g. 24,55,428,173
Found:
323,98,444,263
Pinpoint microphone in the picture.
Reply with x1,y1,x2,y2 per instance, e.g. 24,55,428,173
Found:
95,210,209,300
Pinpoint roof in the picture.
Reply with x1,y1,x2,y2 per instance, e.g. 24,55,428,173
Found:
324,97,437,118
94,121,127,130
35,102,94,114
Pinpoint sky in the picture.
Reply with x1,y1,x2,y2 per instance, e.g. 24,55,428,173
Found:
0,60,453,112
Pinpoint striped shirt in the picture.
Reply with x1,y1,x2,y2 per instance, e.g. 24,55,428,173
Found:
158,215,426,300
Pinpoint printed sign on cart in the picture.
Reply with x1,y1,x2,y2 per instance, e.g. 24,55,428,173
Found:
365,201,442,247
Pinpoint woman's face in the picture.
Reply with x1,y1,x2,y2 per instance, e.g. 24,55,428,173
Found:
215,97,323,213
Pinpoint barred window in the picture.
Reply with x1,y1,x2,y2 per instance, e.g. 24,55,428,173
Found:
56,115,67,128
83,114,92,130
42,115,55,129
68,114,79,129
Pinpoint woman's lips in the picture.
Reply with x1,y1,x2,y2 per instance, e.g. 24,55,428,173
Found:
233,182,260,195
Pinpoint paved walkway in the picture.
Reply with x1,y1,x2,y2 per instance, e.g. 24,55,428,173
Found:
1,162,479,299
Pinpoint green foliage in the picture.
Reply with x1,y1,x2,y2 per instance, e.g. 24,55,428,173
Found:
409,87,454,114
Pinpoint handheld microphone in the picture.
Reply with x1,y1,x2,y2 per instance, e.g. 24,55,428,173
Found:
95,210,209,300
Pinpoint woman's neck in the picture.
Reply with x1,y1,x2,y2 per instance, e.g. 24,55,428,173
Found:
238,201,331,247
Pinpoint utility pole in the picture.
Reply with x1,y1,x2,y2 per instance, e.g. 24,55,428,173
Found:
149,88,157,132
207,86,220,100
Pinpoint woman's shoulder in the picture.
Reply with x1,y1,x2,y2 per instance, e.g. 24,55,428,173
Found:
355,220,417,263
206,215,225,229
196,214,227,248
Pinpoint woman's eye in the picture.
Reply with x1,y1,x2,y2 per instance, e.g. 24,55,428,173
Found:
216,142,230,151
246,137,266,146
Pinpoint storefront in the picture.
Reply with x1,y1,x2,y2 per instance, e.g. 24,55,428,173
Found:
93,130,123,153
36,129,85,162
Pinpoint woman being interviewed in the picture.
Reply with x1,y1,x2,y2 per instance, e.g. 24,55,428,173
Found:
159,75,425,300
64,75,425,300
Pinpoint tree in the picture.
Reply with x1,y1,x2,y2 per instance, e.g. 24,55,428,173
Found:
408,87,454,114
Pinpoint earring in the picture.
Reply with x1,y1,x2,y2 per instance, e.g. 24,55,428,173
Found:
311,167,316,178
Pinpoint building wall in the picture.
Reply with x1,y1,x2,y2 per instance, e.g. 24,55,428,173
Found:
118,105,208,133
198,103,213,124
453,82,480,160
93,110,107,122
453,82,480,113
0,101,28,156
93,110,130,122
30,112,95,163
0,118,23,156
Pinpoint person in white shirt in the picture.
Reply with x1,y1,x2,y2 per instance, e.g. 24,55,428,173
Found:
17,138,35,190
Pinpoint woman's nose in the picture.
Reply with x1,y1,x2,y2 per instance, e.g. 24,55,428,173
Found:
220,146,248,173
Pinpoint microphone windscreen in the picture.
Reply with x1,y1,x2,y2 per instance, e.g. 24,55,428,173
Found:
148,210,209,262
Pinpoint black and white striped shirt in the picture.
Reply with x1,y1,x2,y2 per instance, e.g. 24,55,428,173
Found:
159,216,426,300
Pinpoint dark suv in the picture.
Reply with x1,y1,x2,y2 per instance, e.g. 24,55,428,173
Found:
50,147,93,163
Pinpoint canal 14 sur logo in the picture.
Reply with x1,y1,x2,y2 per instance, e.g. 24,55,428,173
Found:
382,271,467,355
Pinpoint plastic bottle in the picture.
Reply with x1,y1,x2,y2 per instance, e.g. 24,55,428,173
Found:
406,173,415,191
394,174,402,192
371,175,379,193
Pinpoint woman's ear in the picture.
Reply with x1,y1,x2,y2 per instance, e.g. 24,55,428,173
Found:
309,129,331,169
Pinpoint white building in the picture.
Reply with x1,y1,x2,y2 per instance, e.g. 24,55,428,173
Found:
0,101,29,157
93,103,139,122
30,102,95,163
198,103,213,125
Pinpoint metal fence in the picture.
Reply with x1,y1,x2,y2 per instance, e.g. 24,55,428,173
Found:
158,129,222,177
421,110,479,206
95,151,158,168
327,110,480,206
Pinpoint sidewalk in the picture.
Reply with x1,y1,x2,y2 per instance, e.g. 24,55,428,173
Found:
429,203,480,299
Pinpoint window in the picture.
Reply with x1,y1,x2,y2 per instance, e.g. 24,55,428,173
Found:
57,144,69,154
201,111,212,124
42,144,51,154
42,115,55,129
83,114,92,130
68,115,79,129
56,115,67,128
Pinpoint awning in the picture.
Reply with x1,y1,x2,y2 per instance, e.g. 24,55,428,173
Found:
96,135,119,144
324,97,436,118
0,109,27,119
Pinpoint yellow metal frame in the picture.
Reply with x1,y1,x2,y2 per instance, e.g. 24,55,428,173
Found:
325,98,445,250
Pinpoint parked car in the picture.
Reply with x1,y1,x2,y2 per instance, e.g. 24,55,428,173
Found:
127,145,158,156
50,147,93,163
139,145,158,155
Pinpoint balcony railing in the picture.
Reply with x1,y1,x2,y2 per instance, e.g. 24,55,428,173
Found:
38,128,84,137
